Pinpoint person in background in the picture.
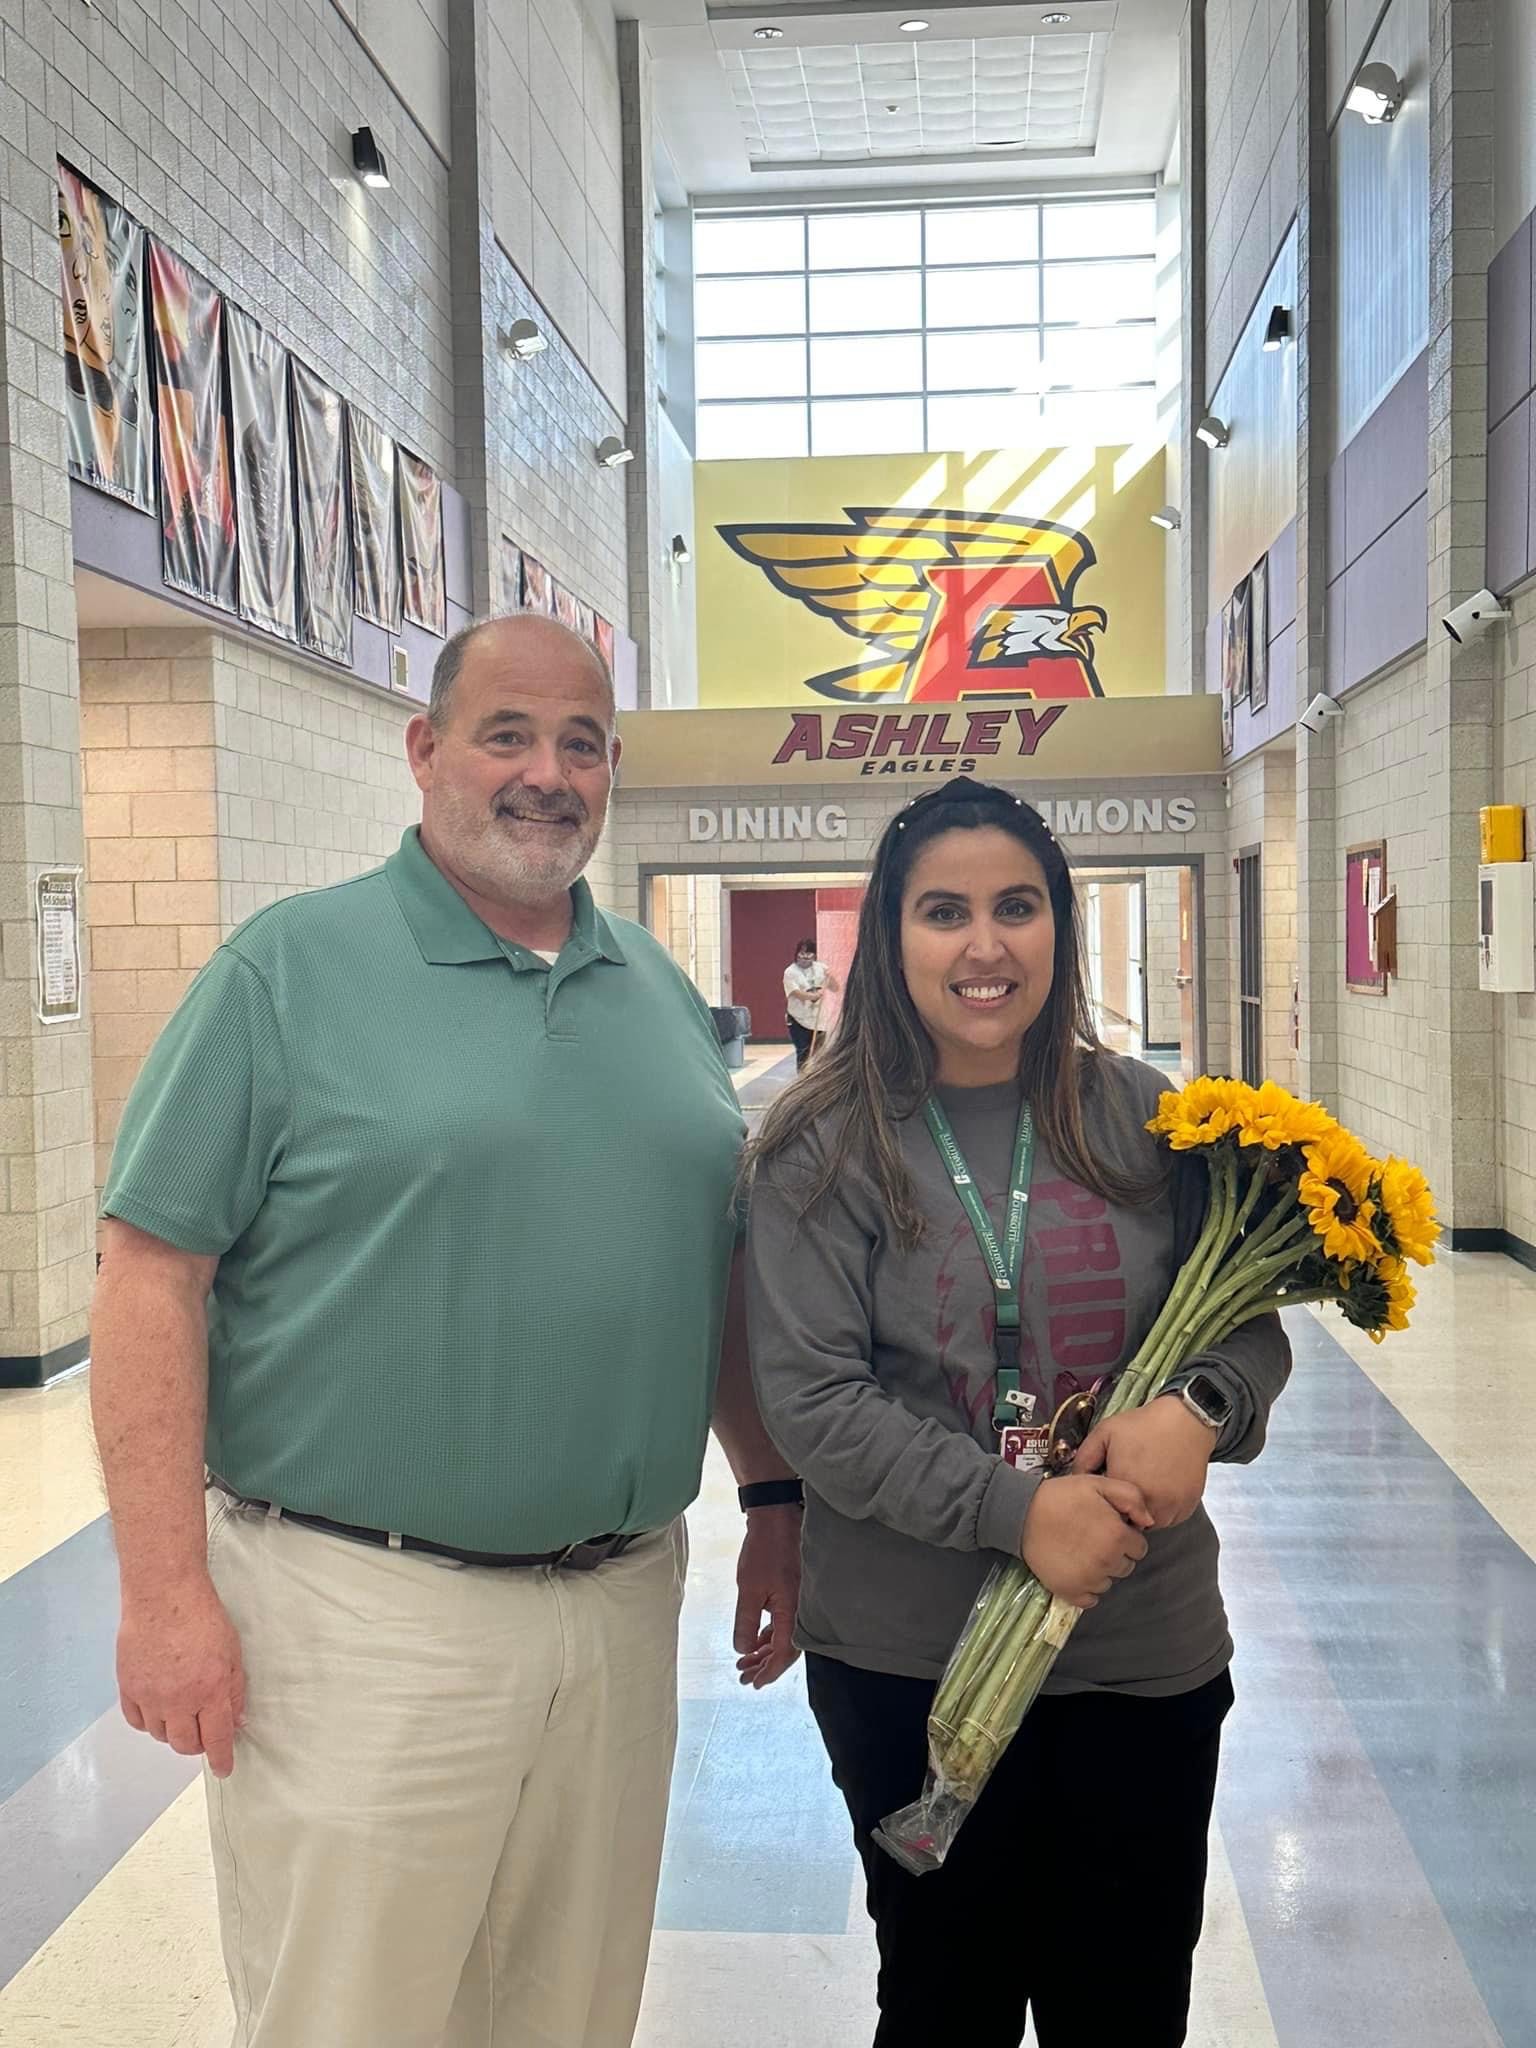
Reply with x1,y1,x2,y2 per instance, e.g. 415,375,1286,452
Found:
745,777,1290,2048
784,936,838,1070
90,615,803,2048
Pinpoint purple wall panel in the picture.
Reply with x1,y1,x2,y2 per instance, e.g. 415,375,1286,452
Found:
1488,399,1534,598
1341,355,1428,570
613,631,640,712
1490,216,1533,429
1205,610,1223,701
72,478,163,592
1339,496,1428,688
1325,575,1348,698
1327,444,1351,583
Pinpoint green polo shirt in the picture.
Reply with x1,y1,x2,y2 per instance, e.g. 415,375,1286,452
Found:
102,827,746,1552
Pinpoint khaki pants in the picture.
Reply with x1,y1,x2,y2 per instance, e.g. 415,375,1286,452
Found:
205,1498,687,2048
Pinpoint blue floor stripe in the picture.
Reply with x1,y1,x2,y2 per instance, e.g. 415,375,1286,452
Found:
1213,1309,1532,2045
0,1516,119,1807
0,1708,199,1990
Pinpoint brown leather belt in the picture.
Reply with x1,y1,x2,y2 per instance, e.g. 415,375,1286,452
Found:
209,1478,641,1571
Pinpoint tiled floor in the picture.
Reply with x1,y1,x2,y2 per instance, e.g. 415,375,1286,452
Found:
3,1254,1534,2045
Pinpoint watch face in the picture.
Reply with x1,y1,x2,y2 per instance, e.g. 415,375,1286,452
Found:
1187,1375,1229,1424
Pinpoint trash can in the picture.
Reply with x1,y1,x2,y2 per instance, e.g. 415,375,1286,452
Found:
710,1004,751,1070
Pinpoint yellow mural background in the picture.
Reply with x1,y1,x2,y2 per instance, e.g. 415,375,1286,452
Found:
694,444,1168,709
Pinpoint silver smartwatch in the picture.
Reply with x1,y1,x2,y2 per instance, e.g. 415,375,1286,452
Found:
1162,1371,1233,1435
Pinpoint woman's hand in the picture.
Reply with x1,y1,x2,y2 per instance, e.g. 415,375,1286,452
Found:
1020,1473,1153,1610
1073,1399,1216,1530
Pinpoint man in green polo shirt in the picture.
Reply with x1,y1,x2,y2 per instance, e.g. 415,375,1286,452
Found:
90,614,802,2048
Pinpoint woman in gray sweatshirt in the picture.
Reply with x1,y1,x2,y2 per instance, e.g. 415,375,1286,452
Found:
744,777,1290,2048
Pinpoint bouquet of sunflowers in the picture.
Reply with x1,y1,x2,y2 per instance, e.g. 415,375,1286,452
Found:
876,1077,1439,1876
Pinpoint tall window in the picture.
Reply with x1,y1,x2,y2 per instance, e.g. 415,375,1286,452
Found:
693,197,1159,460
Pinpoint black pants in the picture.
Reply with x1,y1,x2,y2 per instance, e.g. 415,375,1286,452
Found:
806,1655,1233,2048
787,1017,816,1069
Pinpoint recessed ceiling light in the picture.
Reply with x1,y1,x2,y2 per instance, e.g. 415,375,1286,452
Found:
982,139,1025,147
1041,9,1071,21
899,18,930,30
753,23,784,38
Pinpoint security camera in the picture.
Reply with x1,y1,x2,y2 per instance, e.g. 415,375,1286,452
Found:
1442,588,1511,644
1299,693,1343,736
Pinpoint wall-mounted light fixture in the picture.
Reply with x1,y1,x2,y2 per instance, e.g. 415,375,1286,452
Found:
1346,61,1403,124
351,127,390,189
595,436,635,468
1195,415,1230,450
899,18,929,31
670,534,691,565
1263,305,1293,351
753,23,784,39
1150,506,1182,532
500,319,547,360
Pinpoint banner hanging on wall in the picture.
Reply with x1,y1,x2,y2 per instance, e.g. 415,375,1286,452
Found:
227,304,297,643
553,584,582,635
694,447,1168,710
496,536,523,615
398,448,446,635
349,408,401,631
521,555,554,617
594,616,615,671
291,359,352,663
57,165,153,513
149,240,237,610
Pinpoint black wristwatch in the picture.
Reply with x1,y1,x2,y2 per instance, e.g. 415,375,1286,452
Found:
1160,1372,1233,1435
738,1479,805,1512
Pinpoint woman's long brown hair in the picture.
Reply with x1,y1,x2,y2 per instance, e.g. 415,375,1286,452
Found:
743,778,1162,1246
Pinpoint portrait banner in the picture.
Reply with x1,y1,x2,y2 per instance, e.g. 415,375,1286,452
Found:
1249,554,1270,715
149,240,236,610
227,304,296,642
553,583,581,635
576,600,596,644
521,555,554,617
57,164,153,511
349,408,401,630
594,616,615,671
1228,576,1252,706
291,359,352,663
496,535,524,615
398,448,446,635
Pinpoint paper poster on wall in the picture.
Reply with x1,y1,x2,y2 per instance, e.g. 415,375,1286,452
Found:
1345,841,1389,995
35,870,83,1024
521,555,554,616
1249,555,1270,715
226,305,297,643
553,583,582,634
594,616,615,671
348,408,401,631
397,448,446,636
496,536,523,615
57,165,153,513
149,240,237,610
290,359,352,663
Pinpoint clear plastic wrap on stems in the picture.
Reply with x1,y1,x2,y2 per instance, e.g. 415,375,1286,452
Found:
875,1562,1080,1875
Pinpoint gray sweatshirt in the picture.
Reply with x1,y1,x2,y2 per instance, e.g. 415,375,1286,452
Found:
745,1053,1291,1695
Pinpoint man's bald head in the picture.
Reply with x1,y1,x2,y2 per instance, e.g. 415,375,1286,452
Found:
429,613,615,734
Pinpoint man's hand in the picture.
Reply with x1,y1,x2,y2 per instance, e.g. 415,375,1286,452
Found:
733,1507,803,1688
1073,1398,1216,1530
1020,1473,1152,1610
117,1572,247,1778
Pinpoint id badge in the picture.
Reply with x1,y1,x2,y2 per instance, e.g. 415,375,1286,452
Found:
999,1424,1050,1470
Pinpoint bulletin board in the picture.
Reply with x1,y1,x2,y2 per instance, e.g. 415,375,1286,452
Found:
1346,841,1389,995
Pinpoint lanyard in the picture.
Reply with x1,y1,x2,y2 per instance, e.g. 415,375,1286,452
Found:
923,1096,1035,1432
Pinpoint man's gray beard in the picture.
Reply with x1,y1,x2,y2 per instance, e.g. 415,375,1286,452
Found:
434,786,601,907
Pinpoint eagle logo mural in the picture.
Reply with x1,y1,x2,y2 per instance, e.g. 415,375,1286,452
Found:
717,506,1109,704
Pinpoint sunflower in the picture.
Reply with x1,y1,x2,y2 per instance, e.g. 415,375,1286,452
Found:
1374,1158,1440,1268
1147,1077,1253,1150
1234,1080,1339,1153
1299,1129,1382,1264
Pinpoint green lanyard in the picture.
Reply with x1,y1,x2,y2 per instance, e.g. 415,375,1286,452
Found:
923,1096,1036,1433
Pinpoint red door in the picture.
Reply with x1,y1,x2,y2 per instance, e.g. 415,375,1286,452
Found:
728,889,817,1044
